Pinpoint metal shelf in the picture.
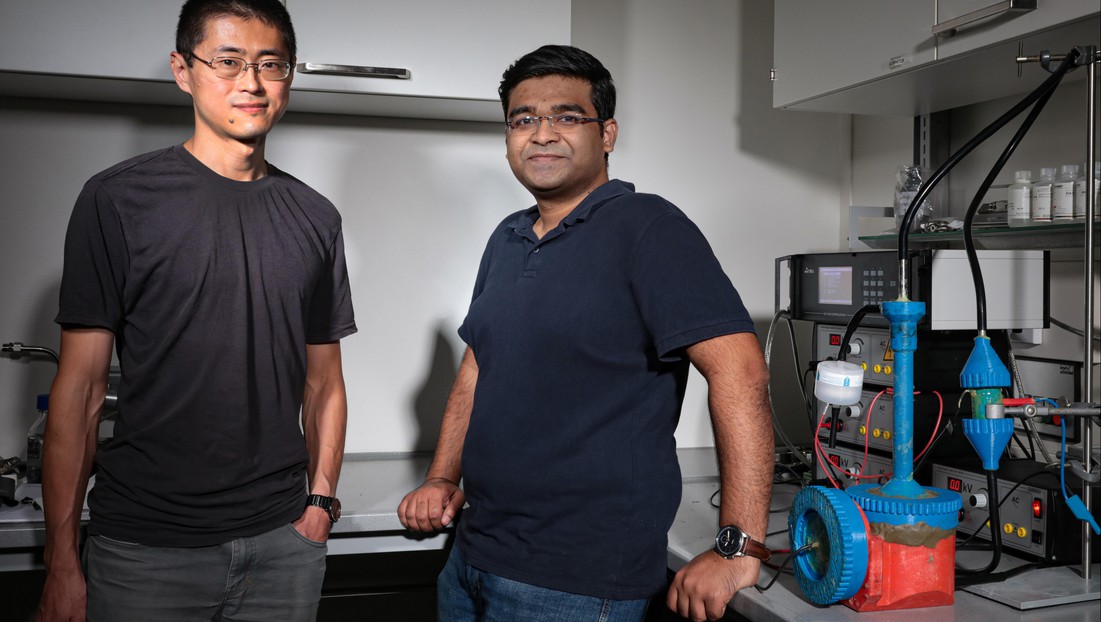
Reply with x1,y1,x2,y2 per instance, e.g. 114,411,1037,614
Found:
858,222,1101,250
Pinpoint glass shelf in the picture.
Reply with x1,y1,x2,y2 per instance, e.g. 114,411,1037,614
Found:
858,222,1101,250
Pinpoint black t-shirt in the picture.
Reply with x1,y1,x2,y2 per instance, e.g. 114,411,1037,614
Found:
56,145,357,546
457,180,755,599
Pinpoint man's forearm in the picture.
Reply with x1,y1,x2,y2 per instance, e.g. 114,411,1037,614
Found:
302,343,348,497
425,347,478,484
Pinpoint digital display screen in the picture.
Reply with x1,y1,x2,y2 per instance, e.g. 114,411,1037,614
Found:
947,477,962,492
818,266,853,306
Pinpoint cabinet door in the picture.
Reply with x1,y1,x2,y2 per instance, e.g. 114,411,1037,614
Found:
773,0,936,109
0,0,178,81
936,0,1098,59
287,0,570,105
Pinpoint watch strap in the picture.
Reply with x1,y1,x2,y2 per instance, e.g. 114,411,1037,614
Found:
742,536,771,562
306,494,340,523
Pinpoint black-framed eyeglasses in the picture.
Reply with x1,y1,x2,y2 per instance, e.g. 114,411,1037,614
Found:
505,114,604,135
190,54,293,81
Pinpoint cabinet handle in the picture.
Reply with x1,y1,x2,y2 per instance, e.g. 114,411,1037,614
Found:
932,0,1036,37
296,63,411,79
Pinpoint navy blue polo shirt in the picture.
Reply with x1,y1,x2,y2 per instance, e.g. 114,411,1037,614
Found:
457,179,755,599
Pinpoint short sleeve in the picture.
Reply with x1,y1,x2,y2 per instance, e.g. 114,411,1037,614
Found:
306,228,357,343
631,212,755,360
55,182,128,332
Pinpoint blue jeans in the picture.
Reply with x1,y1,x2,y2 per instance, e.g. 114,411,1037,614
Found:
438,545,650,622
83,522,327,622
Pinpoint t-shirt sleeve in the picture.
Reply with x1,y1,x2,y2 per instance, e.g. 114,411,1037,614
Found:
631,211,755,361
55,181,128,332
306,227,357,343
456,233,495,349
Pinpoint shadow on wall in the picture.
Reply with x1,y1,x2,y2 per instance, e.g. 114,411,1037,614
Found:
735,0,841,184
410,326,459,452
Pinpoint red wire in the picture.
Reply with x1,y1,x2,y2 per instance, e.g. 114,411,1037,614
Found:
915,390,944,460
813,403,843,489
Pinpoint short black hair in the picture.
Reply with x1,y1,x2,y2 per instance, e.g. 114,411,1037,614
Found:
176,0,296,63
499,45,615,122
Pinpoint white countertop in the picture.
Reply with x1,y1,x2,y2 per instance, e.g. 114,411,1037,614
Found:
5,448,1095,622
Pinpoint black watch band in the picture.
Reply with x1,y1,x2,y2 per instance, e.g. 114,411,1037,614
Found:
306,494,342,524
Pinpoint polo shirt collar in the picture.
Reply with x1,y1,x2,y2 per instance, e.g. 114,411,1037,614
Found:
511,179,635,235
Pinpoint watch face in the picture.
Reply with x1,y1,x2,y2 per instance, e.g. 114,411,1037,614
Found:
716,526,744,557
330,497,342,522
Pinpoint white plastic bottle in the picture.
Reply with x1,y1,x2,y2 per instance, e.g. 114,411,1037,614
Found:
25,394,48,485
1052,164,1078,222
1007,170,1032,228
1031,167,1056,225
1075,161,1101,222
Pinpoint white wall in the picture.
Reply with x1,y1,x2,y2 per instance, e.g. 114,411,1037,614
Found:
0,0,847,459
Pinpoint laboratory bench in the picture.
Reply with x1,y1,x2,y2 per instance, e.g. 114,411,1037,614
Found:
2,449,1099,621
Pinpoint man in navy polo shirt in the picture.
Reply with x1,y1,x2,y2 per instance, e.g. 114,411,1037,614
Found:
399,44,773,622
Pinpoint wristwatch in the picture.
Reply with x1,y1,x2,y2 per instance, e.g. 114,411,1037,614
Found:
306,494,342,524
714,525,770,562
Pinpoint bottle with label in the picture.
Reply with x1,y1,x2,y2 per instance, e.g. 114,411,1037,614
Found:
1052,164,1078,222
1031,167,1056,225
1075,161,1101,221
25,394,48,485
1007,170,1032,228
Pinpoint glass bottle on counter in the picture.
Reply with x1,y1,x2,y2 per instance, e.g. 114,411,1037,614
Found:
1031,167,1056,225
1076,161,1101,222
25,394,48,485
1007,170,1032,228
1052,164,1078,222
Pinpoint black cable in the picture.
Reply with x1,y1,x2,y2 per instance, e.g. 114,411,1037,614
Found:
955,469,1060,551
957,470,1003,575
1010,432,1034,461
755,543,814,592
898,48,1080,262
837,304,881,364
962,61,1067,333
955,562,1042,588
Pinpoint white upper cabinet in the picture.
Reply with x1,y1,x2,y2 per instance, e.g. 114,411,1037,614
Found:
773,0,1099,116
772,1,936,111
0,0,179,81
936,0,1096,59
287,0,570,120
0,0,571,121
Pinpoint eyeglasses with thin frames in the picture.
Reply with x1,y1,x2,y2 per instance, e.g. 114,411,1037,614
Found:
190,54,293,81
505,114,604,135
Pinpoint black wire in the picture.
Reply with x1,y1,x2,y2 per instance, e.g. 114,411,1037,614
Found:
955,562,1043,588
958,470,1003,575
837,304,881,363
955,468,1060,551
962,61,1067,333
898,48,1080,262
755,543,814,592
1010,432,1034,461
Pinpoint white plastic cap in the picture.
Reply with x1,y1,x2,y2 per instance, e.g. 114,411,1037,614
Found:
814,360,864,406
1014,170,1031,182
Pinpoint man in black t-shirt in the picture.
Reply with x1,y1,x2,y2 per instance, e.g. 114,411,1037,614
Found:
37,2,356,621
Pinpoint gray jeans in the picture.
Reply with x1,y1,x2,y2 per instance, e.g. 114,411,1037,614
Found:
83,523,327,622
